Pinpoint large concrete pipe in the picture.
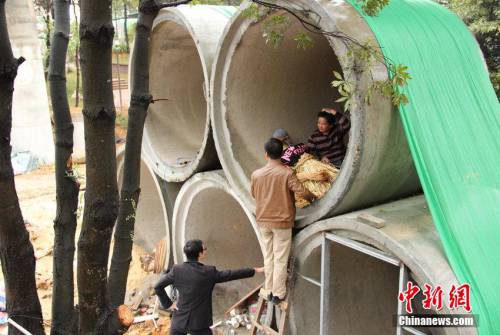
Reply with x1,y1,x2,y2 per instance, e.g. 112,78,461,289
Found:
143,5,236,182
211,0,421,227
172,171,263,320
289,196,476,335
117,152,170,256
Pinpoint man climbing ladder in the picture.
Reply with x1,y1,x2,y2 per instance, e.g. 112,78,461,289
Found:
251,138,315,304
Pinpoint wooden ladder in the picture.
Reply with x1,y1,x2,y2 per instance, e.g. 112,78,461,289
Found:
250,295,289,335
250,255,296,335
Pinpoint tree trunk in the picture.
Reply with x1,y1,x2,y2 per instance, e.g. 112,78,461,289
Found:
0,1,45,334
77,0,119,333
72,0,80,108
49,0,80,334
107,0,158,306
123,0,129,54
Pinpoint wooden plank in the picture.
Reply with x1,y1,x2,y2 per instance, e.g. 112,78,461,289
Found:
357,213,386,228
224,283,263,316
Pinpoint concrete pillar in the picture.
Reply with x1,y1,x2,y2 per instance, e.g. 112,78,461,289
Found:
143,5,236,182
210,0,421,227
6,0,54,164
289,196,477,335
172,170,263,320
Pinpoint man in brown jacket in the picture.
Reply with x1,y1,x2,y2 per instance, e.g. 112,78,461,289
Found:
251,138,315,304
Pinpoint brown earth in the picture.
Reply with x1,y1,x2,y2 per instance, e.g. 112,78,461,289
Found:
2,157,169,334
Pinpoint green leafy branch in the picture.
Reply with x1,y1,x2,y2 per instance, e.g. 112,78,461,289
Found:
243,3,315,50
335,41,411,112
357,0,391,16
244,0,412,111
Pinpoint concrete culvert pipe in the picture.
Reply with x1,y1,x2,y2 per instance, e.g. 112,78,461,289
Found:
172,171,263,320
143,5,237,182
289,196,477,335
211,0,421,227
117,151,170,257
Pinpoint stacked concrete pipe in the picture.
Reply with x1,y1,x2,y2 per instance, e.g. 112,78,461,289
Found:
289,196,477,335
116,151,170,255
211,0,421,227
137,2,472,332
143,5,236,182
172,171,263,321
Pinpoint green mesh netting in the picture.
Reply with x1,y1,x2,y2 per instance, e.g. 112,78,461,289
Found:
348,0,500,333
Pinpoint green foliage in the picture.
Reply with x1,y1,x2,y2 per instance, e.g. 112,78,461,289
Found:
294,31,314,50
335,40,411,112
262,14,290,48
243,6,313,50
241,2,263,20
357,0,391,16
116,113,129,129
113,43,129,53
68,20,79,60
242,1,411,112
331,71,357,112
442,0,499,98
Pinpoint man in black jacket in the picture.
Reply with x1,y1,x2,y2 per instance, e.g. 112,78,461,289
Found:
154,239,264,335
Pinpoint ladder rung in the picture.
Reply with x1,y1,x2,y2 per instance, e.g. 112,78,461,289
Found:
252,321,280,335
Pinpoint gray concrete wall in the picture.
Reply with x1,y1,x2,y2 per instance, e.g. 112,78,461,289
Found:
6,0,54,164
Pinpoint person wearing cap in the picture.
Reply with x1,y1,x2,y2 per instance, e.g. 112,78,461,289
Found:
272,128,307,167
251,139,315,305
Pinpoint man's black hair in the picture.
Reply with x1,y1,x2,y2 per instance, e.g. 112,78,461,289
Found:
317,111,336,125
265,138,283,160
184,239,204,261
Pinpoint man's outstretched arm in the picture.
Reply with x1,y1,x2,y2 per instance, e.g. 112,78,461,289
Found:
215,267,264,283
154,269,174,309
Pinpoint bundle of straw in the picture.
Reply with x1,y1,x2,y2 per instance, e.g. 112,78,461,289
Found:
292,153,339,208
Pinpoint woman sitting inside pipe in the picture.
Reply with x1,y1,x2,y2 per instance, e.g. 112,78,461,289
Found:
272,108,349,208
307,108,350,168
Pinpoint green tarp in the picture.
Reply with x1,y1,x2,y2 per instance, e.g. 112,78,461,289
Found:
348,0,500,333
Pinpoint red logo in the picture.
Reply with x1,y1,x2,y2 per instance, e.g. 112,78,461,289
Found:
398,282,472,313
449,284,471,312
398,282,420,313
422,284,444,311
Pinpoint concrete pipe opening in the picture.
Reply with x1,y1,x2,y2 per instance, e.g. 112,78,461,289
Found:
211,1,421,227
173,171,263,320
117,152,170,258
289,196,476,335
144,6,236,182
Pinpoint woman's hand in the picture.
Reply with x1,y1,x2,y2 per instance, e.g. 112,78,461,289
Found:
321,156,330,164
322,107,337,115
254,267,265,273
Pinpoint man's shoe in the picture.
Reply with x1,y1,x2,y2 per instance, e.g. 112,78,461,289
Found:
271,296,284,305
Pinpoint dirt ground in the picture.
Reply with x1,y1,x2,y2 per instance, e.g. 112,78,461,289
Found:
1,157,171,334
